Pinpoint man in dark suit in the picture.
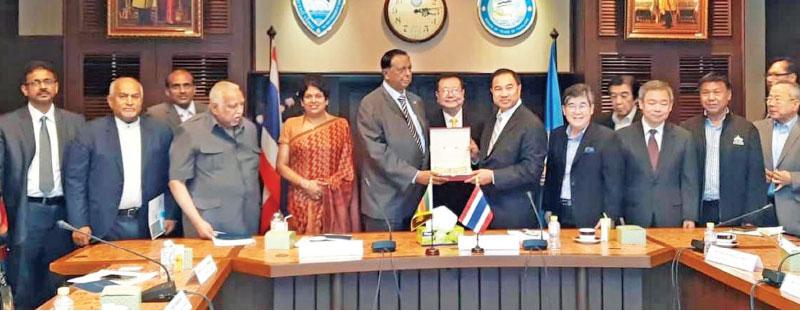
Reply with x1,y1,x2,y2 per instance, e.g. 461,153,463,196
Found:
544,83,623,228
0,61,84,309
65,77,176,246
357,49,446,231
144,69,206,237
617,80,699,228
428,74,484,215
680,73,767,225
144,69,209,132
594,75,643,130
469,69,547,229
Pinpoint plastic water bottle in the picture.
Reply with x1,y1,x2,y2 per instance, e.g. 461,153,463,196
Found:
160,240,175,276
548,216,561,250
53,287,74,310
703,222,716,256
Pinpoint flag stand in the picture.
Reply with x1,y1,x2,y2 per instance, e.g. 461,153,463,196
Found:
425,176,439,256
470,176,484,254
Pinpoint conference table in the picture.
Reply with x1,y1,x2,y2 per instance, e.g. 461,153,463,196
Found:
39,228,800,309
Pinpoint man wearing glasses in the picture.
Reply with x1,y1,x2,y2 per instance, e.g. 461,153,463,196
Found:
755,81,800,235
0,61,84,309
427,74,485,216
766,58,798,91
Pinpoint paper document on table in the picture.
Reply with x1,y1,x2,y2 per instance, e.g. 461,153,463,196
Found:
728,226,784,237
68,269,156,286
148,194,166,240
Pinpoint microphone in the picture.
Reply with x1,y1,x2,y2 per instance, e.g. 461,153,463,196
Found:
763,238,800,287
690,204,775,252
717,203,774,227
369,180,396,253
523,191,547,251
57,220,177,302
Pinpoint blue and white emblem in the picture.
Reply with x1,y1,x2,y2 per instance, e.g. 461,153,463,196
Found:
293,0,346,37
477,0,536,39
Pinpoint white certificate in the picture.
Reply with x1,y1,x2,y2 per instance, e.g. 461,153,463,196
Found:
430,127,472,177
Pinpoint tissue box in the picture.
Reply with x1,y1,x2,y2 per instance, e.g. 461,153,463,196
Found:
265,230,296,250
616,225,646,245
100,285,141,310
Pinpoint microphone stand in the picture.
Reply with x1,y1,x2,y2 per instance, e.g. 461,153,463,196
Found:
57,220,177,302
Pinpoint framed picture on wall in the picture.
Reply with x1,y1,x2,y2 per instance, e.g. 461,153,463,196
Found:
108,0,203,38
625,0,708,40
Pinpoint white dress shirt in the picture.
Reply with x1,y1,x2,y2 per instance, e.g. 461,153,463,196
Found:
488,99,523,154
443,109,463,128
174,101,197,123
642,120,665,151
560,125,588,200
26,103,62,197
612,106,638,130
115,117,143,209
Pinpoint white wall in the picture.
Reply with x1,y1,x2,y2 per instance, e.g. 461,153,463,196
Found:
19,0,62,36
254,0,571,73
744,0,765,121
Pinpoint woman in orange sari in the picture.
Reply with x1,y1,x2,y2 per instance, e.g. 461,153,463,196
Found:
276,78,358,234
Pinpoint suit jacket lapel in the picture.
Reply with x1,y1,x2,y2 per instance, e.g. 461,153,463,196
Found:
570,124,592,167
18,108,36,164
656,125,677,178
106,117,124,175
777,121,800,167
760,122,774,170
630,123,654,179
488,106,521,157
167,104,182,127
54,109,68,166
140,118,152,180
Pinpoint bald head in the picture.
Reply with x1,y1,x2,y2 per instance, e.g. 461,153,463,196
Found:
107,77,143,123
209,80,245,128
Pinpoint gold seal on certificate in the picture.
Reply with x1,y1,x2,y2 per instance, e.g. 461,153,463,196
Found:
430,127,472,181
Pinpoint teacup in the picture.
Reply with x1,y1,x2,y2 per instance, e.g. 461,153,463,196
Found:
578,228,597,241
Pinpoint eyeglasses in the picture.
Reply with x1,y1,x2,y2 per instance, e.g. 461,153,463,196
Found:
767,72,794,78
766,96,798,103
25,79,56,88
438,88,463,95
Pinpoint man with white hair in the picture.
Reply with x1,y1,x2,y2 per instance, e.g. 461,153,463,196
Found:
168,81,261,239
65,77,176,245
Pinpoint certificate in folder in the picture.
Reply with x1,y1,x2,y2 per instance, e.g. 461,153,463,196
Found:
430,127,472,181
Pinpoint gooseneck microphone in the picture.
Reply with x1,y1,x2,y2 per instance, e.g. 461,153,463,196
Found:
717,203,774,227
523,191,548,250
57,220,177,302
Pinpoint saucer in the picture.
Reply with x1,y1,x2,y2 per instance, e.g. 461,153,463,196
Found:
715,241,738,248
573,237,601,244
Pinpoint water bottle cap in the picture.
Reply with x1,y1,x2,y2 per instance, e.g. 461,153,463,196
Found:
58,287,70,296
550,216,558,221
706,222,714,229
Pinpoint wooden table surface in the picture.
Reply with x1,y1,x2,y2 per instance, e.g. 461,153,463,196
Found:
43,227,800,309
39,258,231,310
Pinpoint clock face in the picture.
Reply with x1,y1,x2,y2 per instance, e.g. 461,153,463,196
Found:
384,0,447,43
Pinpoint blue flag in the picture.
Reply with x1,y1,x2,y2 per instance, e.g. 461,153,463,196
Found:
544,39,563,133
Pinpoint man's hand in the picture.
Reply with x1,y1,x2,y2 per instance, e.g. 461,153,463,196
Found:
466,169,494,186
72,226,92,247
192,219,216,240
767,169,792,191
682,220,695,229
164,220,177,235
415,171,448,185
469,139,480,162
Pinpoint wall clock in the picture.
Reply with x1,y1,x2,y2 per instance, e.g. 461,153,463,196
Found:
384,0,447,43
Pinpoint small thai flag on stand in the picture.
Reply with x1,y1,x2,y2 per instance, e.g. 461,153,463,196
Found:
459,185,494,233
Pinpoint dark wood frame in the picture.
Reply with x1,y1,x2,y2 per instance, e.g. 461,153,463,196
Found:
624,0,708,40
383,0,447,43
107,0,203,38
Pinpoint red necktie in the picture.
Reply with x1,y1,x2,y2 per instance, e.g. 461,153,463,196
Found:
647,129,659,171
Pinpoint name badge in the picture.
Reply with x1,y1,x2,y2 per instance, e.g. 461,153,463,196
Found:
164,290,192,311
192,255,217,285
705,245,763,272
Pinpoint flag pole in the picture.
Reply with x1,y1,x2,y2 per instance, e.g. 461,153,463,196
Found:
471,176,484,255
267,26,276,67
425,176,439,256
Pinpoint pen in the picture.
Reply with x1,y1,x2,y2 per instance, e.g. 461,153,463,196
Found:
213,231,226,236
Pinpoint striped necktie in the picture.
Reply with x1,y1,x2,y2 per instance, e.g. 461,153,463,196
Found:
398,95,423,153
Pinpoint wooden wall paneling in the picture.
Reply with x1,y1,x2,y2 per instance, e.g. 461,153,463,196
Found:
598,53,653,112
711,0,732,37
677,55,730,121
204,0,230,34
598,0,618,37
79,0,104,33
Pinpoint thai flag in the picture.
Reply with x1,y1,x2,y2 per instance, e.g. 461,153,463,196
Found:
257,44,282,233
459,185,494,234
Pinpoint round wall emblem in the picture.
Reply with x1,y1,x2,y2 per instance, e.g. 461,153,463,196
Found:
477,0,536,39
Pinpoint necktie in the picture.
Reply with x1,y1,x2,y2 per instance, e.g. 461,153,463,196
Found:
488,115,503,154
449,117,458,128
39,116,54,195
647,129,659,171
398,96,423,153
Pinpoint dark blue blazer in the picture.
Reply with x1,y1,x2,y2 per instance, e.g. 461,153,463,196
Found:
64,116,176,238
543,123,624,227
